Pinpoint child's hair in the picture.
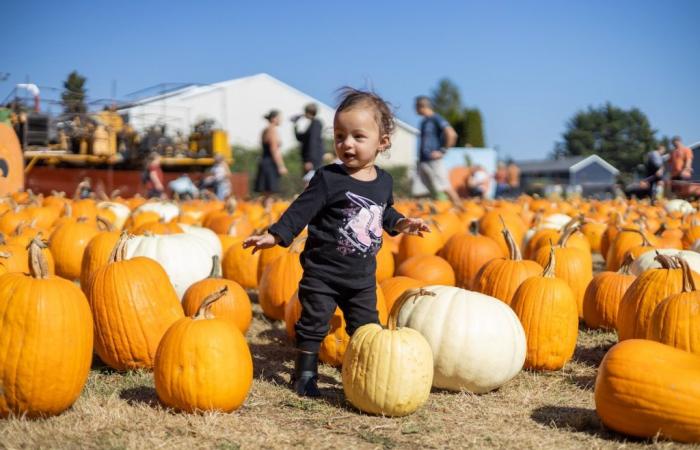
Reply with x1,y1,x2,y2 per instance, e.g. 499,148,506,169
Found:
335,87,396,147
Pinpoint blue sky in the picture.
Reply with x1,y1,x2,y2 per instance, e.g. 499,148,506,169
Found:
3,0,699,160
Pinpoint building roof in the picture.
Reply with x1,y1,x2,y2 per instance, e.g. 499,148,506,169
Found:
516,154,619,175
123,73,419,135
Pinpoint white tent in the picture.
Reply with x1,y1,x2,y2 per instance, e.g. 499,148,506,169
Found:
121,73,419,167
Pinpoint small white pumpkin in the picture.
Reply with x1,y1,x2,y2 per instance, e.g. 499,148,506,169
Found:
629,249,700,276
396,286,526,393
125,232,219,300
523,213,572,247
664,199,696,215
97,201,131,229
134,201,181,222
342,295,433,417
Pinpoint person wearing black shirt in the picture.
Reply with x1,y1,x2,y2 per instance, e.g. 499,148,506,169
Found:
293,103,325,181
244,88,429,397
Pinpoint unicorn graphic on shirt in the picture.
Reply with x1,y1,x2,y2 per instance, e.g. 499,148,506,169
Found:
337,191,384,256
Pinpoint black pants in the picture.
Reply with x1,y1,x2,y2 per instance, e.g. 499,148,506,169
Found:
295,276,379,353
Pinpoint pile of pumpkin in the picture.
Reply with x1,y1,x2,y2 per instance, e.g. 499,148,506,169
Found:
0,190,698,443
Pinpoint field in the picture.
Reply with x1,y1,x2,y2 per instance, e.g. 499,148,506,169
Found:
1,259,698,450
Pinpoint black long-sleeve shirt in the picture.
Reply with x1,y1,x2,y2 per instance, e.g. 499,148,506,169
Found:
268,164,404,288
296,118,324,169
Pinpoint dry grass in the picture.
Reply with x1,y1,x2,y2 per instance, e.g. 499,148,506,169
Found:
2,260,699,449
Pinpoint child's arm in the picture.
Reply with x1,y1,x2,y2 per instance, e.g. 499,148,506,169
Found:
381,190,430,236
243,171,327,253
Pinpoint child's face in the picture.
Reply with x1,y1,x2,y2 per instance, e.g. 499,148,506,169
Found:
333,108,389,170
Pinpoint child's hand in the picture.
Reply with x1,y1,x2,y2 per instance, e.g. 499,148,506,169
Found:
242,232,279,253
394,218,430,237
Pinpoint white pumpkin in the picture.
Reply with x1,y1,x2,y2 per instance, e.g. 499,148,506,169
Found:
523,214,572,247
134,201,181,222
179,224,223,258
97,201,131,229
396,286,526,393
125,233,218,300
664,199,696,215
629,249,700,276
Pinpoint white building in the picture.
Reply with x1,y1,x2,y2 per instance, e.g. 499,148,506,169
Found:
121,73,419,167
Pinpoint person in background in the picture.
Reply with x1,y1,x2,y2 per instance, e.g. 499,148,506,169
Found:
468,164,490,199
74,177,93,199
414,96,461,205
293,103,324,184
202,154,232,199
494,162,509,198
670,136,694,183
641,144,669,199
506,160,520,195
169,173,199,200
143,151,166,198
255,110,287,209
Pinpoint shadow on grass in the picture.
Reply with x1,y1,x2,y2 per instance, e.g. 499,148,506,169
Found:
572,341,614,368
119,386,160,408
530,405,630,442
570,375,597,391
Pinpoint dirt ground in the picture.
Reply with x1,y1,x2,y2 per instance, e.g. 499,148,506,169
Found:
2,259,699,449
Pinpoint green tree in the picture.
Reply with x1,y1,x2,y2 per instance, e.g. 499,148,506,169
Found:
431,79,462,120
62,71,87,114
464,108,485,147
554,103,657,176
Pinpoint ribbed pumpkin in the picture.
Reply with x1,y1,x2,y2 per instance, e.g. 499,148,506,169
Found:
0,239,93,418
606,227,653,271
85,233,184,370
132,220,183,235
222,238,260,290
479,210,526,257
154,287,253,413
284,286,389,366
581,220,607,254
473,221,543,305
396,254,455,286
616,254,700,341
182,256,252,334
256,243,288,283
511,247,579,371
342,294,433,417
647,257,700,354
258,237,305,320
49,216,100,280
533,226,593,317
124,210,160,232
380,276,426,312
79,218,120,288
621,229,657,262
582,255,636,330
439,221,503,289
397,220,443,264
595,339,700,443
0,234,55,275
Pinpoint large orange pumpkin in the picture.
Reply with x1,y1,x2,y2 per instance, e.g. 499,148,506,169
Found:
222,239,260,290
258,237,305,320
396,254,455,286
511,246,579,371
0,239,92,418
582,255,636,330
85,233,184,370
380,276,426,312
49,217,100,280
154,287,253,412
595,339,700,443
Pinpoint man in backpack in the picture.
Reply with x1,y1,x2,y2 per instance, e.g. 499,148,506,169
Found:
413,96,461,204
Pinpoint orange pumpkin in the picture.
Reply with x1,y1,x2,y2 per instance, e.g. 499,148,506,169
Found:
182,256,252,334
582,254,636,330
396,254,455,286
49,217,100,281
222,239,260,290
258,237,305,320
379,276,426,312
439,221,503,289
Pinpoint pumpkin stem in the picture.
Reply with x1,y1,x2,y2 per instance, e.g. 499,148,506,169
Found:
108,232,132,263
557,223,578,247
225,197,237,214
110,189,121,199
0,233,6,245
290,236,308,254
618,254,635,275
676,256,697,293
654,252,678,270
0,251,11,259
227,220,239,236
209,255,221,278
64,202,73,218
193,286,229,320
387,288,436,331
96,216,115,232
655,223,667,237
468,220,479,236
499,215,522,261
77,216,89,224
542,244,556,278
28,237,49,279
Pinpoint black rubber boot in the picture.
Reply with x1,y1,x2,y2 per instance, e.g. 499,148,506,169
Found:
292,350,321,397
